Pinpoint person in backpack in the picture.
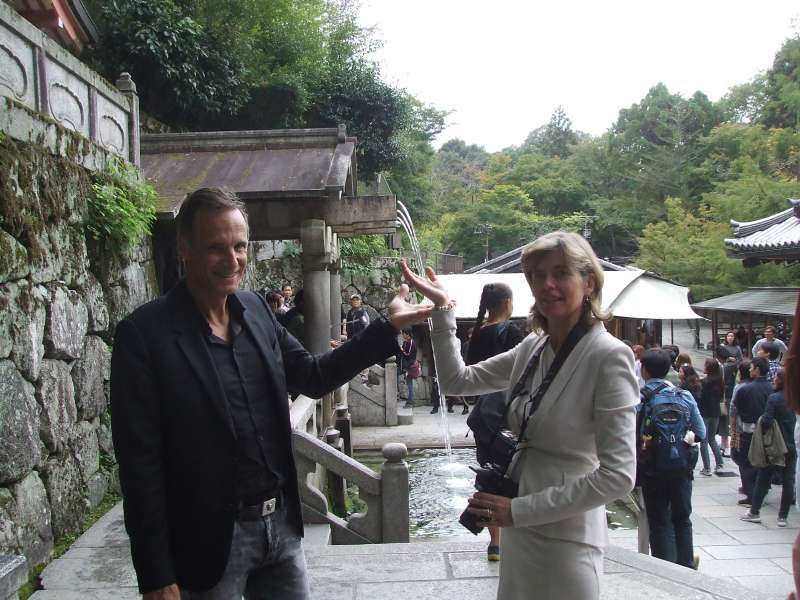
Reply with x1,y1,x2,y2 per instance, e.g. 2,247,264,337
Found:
638,348,705,570
464,282,525,562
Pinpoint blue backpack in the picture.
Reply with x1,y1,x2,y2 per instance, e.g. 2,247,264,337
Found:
638,383,693,474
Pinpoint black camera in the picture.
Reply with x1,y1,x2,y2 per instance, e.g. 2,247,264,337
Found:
483,429,518,474
458,463,519,535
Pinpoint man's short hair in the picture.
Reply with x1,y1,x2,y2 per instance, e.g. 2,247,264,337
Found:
764,325,776,335
282,284,292,292
715,345,731,361
751,357,769,377
640,348,672,379
760,341,780,360
176,187,248,241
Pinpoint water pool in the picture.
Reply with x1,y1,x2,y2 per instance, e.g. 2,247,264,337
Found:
352,448,637,541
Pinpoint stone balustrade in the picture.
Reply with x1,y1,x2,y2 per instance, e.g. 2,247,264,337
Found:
0,555,27,600
347,357,400,426
0,2,139,165
293,429,410,544
291,406,409,544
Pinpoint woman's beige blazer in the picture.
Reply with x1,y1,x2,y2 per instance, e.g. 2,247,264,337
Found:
431,310,638,548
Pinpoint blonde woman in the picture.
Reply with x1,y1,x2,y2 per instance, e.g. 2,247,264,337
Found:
401,231,637,599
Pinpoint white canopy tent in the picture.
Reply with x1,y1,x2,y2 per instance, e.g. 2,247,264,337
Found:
424,270,704,321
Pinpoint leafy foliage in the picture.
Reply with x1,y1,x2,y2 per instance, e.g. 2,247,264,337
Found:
339,235,396,274
87,0,248,126
86,159,158,249
637,198,800,301
522,106,581,158
84,0,445,180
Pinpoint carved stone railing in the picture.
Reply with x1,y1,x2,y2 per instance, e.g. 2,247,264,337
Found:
292,428,409,544
0,555,27,600
347,357,399,426
0,3,139,164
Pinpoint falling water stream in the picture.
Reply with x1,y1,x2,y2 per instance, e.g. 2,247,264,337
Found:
396,200,455,462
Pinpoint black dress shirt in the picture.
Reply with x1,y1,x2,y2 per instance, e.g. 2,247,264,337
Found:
204,296,284,504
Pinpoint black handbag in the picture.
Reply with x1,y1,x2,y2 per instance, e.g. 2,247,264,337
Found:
466,323,588,472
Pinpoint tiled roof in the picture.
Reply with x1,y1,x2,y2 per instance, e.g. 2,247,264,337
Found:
692,288,800,317
463,244,627,274
141,128,357,214
725,199,800,258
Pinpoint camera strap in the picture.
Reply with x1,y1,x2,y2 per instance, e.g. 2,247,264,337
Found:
502,322,589,450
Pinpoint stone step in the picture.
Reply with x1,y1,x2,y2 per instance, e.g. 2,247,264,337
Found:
396,405,414,425
304,523,331,546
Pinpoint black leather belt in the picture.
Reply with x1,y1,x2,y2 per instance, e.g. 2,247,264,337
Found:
237,492,281,520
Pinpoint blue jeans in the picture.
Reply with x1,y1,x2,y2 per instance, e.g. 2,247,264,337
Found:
642,474,694,568
398,374,414,405
180,503,311,599
700,416,723,470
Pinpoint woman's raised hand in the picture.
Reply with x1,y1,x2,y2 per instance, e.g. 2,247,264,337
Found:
400,259,450,307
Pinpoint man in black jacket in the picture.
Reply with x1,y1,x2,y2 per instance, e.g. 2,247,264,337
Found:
732,357,773,505
111,188,430,599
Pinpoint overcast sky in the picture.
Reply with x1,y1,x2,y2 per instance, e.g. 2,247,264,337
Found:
358,0,799,151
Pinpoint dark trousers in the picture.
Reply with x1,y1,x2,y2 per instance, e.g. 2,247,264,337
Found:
732,433,757,500
642,474,694,568
751,449,797,518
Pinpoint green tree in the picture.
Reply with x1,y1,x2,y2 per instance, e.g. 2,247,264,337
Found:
761,36,800,129
636,198,741,300
638,198,800,299
497,153,590,215
87,0,249,127
442,185,586,266
522,106,581,158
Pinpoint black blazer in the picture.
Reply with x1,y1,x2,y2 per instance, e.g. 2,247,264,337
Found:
111,282,399,593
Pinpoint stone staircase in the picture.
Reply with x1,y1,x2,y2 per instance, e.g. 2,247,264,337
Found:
23,503,771,599
348,358,414,426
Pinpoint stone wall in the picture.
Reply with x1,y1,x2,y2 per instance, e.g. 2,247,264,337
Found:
249,243,402,320
0,130,158,569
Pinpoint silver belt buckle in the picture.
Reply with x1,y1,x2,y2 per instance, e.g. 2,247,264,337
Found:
260,497,277,517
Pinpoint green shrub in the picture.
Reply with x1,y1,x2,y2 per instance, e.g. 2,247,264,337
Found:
86,159,157,249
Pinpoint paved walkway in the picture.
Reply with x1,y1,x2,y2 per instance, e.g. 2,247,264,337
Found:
353,404,476,450
611,462,798,599
353,403,798,598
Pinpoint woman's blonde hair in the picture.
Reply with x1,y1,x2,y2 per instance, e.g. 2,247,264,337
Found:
520,231,609,333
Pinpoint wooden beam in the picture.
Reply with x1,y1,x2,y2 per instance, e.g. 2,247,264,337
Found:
18,9,59,30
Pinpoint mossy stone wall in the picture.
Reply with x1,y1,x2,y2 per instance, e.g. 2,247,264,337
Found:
0,130,158,570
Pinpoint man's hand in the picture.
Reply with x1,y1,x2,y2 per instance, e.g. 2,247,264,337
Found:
399,259,450,307
144,584,180,600
386,283,433,331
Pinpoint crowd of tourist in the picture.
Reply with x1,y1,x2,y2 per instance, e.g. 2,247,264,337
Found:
624,321,795,583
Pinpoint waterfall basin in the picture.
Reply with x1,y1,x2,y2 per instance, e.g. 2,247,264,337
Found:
352,448,637,541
